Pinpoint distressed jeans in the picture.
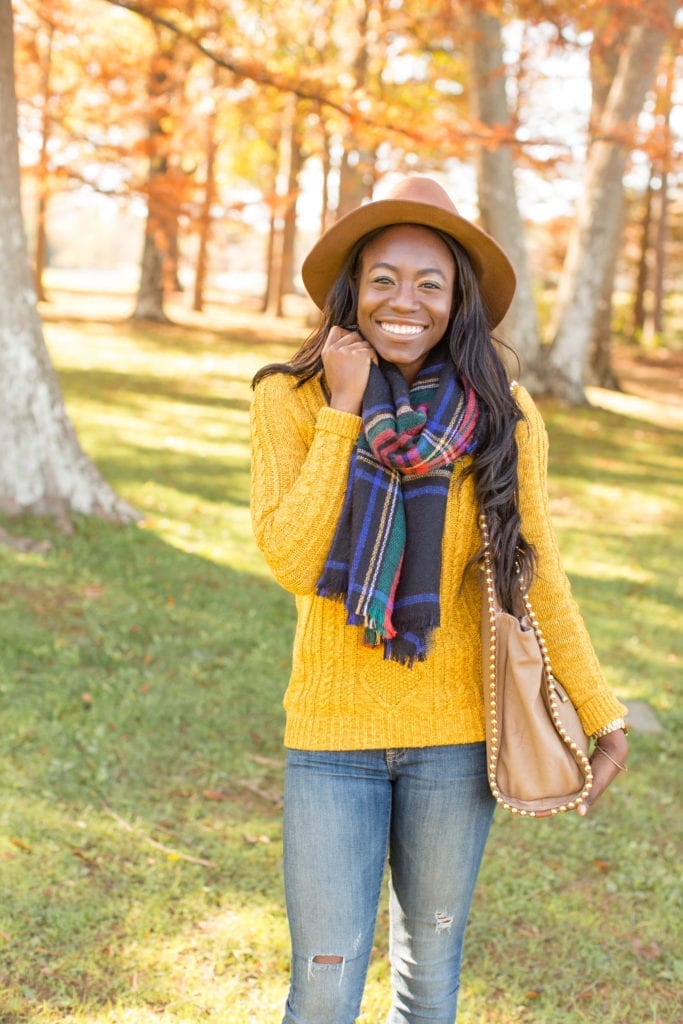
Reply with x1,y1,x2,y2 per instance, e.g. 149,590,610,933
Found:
281,744,495,1024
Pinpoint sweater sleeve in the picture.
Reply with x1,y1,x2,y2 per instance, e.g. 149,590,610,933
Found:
514,386,628,735
250,373,362,595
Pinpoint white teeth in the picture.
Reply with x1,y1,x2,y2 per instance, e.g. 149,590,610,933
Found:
379,322,424,336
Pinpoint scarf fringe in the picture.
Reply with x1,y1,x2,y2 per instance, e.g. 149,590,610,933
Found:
384,633,430,667
316,586,346,601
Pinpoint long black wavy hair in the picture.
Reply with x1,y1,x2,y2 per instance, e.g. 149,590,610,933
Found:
252,225,535,610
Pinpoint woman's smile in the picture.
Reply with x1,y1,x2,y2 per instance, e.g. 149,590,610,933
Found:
378,321,426,336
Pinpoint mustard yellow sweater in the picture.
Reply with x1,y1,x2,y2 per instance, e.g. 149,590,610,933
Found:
250,372,627,751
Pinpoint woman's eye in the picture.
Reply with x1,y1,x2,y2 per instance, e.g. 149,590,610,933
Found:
420,280,441,290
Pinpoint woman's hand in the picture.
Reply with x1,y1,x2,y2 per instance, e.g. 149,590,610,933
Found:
322,326,376,415
576,728,628,816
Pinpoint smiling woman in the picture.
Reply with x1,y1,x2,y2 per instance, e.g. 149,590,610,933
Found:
249,176,628,1024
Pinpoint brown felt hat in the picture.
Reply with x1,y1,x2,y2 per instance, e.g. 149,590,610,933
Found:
302,175,516,327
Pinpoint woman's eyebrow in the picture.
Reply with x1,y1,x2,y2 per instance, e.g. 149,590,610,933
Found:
368,261,448,279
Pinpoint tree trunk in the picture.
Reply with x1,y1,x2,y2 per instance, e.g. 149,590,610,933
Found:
320,113,333,232
135,219,169,320
587,198,623,390
652,47,675,340
193,71,219,312
652,169,669,339
631,176,654,341
547,3,678,403
263,200,286,316
337,149,375,218
336,2,375,220
261,192,277,314
34,18,54,303
585,18,624,389
263,95,299,317
133,39,174,322
166,209,183,294
465,6,543,390
281,124,304,297
0,0,136,522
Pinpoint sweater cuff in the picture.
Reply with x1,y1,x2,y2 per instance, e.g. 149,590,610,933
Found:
577,692,629,738
316,405,362,441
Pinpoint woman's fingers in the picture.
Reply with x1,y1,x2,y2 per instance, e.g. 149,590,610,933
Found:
576,730,628,816
322,326,376,414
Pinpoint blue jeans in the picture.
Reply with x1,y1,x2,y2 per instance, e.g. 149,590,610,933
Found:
281,744,495,1024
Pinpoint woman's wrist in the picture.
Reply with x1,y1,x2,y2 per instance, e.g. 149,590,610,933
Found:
591,717,627,740
328,393,363,414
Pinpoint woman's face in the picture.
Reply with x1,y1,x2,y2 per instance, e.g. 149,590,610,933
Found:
356,224,456,384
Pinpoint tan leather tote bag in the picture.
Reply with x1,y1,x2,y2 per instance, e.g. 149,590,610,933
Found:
480,514,593,817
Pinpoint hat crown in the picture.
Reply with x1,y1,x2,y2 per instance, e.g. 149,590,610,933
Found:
380,176,459,216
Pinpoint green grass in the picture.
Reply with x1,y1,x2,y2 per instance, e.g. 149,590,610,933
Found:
0,306,681,1023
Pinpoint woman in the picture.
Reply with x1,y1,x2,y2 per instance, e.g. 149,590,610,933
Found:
250,176,628,1024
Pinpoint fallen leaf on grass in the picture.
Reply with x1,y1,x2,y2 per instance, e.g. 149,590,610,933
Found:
40,959,63,976
101,800,216,867
247,753,284,769
202,788,231,801
243,834,271,845
577,980,611,1002
71,848,98,866
10,837,32,853
632,938,661,960
236,779,284,806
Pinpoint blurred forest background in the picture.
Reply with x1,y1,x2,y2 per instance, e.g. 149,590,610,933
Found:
8,0,683,391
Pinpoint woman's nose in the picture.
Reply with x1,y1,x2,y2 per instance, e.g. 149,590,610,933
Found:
389,283,419,311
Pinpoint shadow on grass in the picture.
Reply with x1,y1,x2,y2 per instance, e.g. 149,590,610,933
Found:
43,306,307,355
0,517,293,1018
97,445,252,509
543,404,683,495
51,362,254,508
58,363,253,414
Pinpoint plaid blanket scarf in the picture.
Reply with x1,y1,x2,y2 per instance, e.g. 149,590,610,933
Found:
316,346,480,666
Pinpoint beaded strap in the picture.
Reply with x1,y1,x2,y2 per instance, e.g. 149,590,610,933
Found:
480,513,593,816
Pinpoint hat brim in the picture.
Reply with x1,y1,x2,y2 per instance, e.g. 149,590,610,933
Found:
301,198,516,328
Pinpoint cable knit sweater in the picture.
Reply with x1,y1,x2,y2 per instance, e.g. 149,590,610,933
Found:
250,371,627,751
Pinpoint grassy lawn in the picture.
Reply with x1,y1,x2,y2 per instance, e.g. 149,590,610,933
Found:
0,302,681,1023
